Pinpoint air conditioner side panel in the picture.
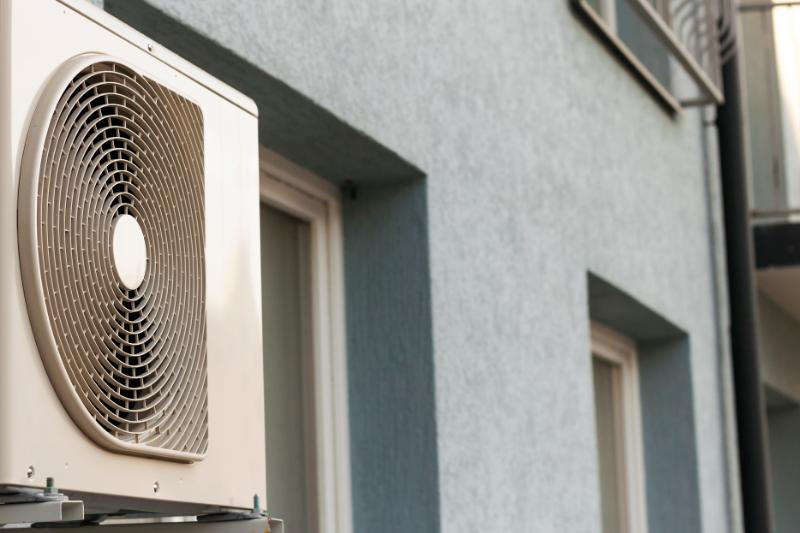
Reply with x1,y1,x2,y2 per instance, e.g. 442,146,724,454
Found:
0,0,265,512
0,0,14,485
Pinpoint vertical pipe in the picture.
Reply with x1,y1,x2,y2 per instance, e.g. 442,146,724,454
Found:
716,35,774,533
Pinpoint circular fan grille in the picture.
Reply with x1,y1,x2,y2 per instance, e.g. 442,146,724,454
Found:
19,59,208,460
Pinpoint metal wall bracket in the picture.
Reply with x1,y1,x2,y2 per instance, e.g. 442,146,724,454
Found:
0,478,85,526
0,486,282,531
20,517,281,532
0,499,84,525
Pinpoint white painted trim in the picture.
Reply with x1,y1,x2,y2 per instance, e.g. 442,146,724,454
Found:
591,323,649,533
599,0,618,33
260,147,341,204
260,154,353,533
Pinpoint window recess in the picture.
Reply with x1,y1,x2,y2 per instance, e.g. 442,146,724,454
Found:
572,0,733,112
260,147,353,533
591,323,648,533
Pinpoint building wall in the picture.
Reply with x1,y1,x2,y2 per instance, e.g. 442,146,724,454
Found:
758,291,800,533
102,1,741,531
758,291,800,403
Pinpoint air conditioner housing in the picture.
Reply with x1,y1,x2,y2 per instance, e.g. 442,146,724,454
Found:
0,0,265,517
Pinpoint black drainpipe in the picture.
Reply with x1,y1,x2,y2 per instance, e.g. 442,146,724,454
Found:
716,38,774,533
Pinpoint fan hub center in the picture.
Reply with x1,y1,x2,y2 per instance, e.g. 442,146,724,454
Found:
112,214,147,290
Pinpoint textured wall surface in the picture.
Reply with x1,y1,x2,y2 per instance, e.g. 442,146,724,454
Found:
341,183,439,533
106,1,740,532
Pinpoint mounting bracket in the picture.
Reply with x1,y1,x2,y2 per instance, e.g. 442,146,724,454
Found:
0,499,85,525
16,517,283,532
0,483,282,531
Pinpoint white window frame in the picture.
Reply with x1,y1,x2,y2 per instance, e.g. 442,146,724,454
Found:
590,322,648,533
259,147,353,533
597,0,618,32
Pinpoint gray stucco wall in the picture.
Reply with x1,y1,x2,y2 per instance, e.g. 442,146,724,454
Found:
104,2,740,532
341,182,440,533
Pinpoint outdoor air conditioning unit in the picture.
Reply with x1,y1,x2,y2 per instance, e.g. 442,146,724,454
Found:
0,0,265,519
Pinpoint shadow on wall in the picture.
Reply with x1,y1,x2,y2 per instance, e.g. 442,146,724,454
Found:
588,273,702,533
342,181,439,533
103,2,439,533
104,0,422,186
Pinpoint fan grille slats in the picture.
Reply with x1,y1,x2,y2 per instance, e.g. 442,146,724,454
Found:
23,61,208,458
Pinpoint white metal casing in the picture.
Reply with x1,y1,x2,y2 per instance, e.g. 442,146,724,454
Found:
0,0,265,515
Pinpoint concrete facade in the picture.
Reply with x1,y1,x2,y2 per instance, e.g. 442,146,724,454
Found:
99,1,743,532
759,292,800,533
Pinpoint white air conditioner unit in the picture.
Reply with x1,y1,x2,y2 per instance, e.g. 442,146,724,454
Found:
0,0,265,519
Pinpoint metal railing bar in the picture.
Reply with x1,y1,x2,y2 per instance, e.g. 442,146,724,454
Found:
628,0,725,103
751,207,800,218
572,0,683,112
740,1,800,11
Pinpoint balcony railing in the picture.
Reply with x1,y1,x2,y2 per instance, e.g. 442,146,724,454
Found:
573,0,734,109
